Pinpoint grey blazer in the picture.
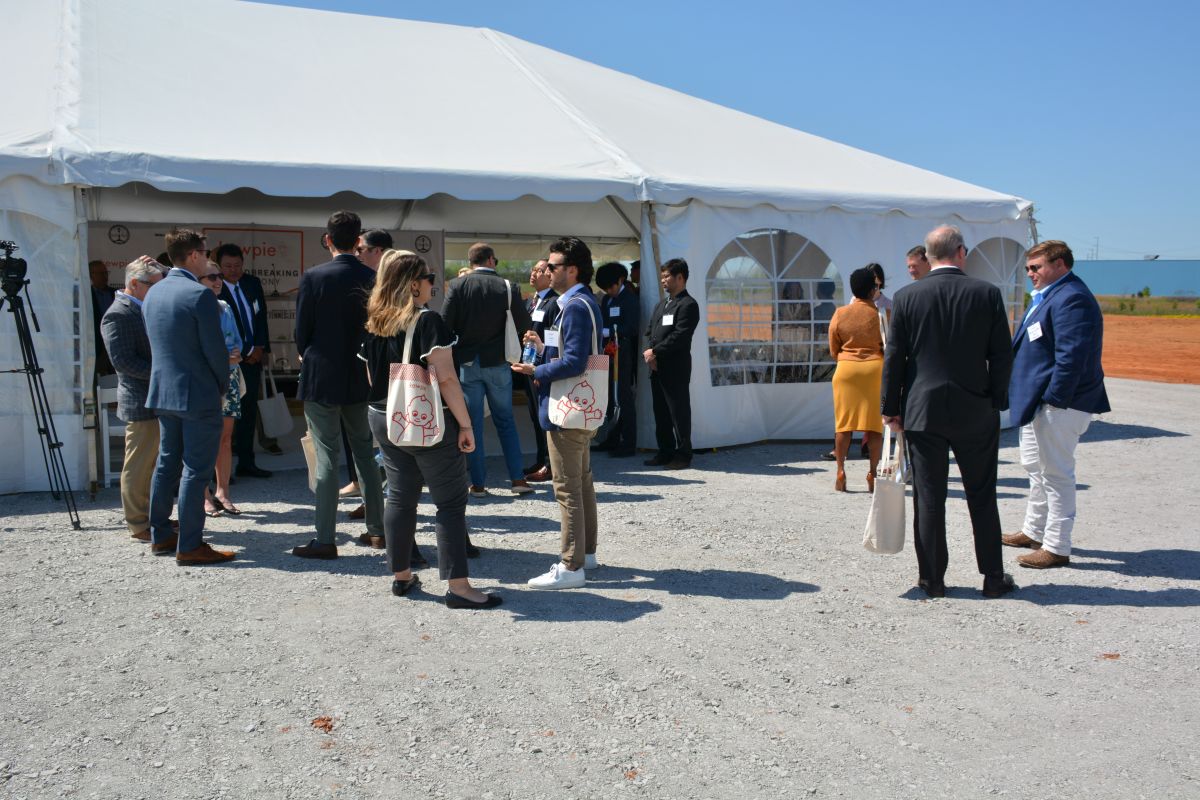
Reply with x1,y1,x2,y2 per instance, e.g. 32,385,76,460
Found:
99,292,155,422
143,268,229,416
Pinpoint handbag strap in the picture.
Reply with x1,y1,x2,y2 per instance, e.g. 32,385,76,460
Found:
559,294,601,356
399,309,425,365
879,425,906,481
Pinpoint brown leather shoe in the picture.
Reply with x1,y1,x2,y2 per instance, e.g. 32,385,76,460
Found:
176,542,235,565
1017,549,1070,569
150,534,178,555
130,529,151,542
525,466,552,482
347,504,365,520
356,533,385,549
1001,531,1042,549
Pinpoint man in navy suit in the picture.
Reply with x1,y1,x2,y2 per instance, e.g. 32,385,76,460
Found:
143,229,235,565
1003,240,1110,568
521,259,559,482
291,211,385,559
215,243,273,478
513,237,603,589
882,225,1014,598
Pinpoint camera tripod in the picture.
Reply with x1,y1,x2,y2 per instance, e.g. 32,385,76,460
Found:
0,240,81,528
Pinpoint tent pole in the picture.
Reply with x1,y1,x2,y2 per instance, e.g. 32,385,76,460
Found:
604,196,641,240
645,202,665,302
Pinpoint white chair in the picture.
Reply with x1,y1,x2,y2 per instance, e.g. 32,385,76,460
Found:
96,374,124,488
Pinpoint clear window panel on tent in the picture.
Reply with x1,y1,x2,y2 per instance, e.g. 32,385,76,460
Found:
964,237,1028,332
705,229,842,386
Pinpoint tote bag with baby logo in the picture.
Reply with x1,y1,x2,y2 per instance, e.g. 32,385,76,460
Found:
547,298,609,431
385,312,446,447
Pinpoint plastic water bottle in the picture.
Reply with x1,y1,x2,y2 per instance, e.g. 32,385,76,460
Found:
521,342,538,364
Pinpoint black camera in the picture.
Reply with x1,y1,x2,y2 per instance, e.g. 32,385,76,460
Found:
1,240,28,295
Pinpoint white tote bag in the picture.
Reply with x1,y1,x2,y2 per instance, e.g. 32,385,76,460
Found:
503,279,522,364
385,313,446,447
257,366,293,439
863,427,907,555
547,298,609,431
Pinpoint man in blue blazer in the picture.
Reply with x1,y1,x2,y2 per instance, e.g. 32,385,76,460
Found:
512,237,603,590
143,229,235,565
1004,240,1110,568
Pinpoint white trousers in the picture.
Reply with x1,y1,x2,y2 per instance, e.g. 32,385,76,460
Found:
1020,405,1093,556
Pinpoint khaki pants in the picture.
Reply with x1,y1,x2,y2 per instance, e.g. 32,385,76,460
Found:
547,427,598,570
121,419,160,535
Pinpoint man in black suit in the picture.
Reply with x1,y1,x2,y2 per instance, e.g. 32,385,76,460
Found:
643,258,700,470
521,259,558,482
214,243,273,478
881,225,1015,599
595,261,640,457
442,242,534,496
291,211,385,559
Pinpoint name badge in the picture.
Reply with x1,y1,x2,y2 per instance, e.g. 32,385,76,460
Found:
532,309,545,322
602,327,611,338
662,314,674,326
1027,321,1043,342
609,306,621,318
544,330,561,349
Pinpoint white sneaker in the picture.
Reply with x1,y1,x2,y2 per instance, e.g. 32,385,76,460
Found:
583,553,598,571
527,562,586,589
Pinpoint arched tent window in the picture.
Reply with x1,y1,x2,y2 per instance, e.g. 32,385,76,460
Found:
706,229,842,386
965,237,1027,329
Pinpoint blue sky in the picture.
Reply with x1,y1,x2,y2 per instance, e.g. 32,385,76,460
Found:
265,0,1200,259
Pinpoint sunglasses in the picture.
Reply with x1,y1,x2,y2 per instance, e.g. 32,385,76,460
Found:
201,273,223,282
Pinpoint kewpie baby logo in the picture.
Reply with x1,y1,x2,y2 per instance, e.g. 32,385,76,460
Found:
392,395,440,444
556,379,603,424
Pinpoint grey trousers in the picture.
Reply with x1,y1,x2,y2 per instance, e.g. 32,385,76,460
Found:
303,401,383,545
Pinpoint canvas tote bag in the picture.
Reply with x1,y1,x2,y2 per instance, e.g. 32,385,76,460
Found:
862,426,906,555
503,279,522,364
257,366,293,439
547,298,610,431
385,312,446,447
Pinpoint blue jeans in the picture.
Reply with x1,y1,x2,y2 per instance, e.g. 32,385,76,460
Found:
149,410,222,554
459,359,525,486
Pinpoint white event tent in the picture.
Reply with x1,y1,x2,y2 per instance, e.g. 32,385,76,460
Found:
0,0,1033,493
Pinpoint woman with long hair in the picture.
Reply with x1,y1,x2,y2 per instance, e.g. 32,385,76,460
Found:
200,263,243,516
360,250,501,609
828,266,886,492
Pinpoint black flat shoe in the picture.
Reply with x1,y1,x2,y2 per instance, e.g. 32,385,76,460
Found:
917,579,946,599
444,591,502,609
392,574,421,597
292,539,338,560
982,573,1016,599
643,455,671,467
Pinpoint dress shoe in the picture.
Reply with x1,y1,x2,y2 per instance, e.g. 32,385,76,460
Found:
525,466,552,482
444,590,503,609
608,448,636,458
835,469,847,492
150,534,178,555
1017,549,1070,569
643,455,672,467
176,543,235,565
261,440,284,455
347,504,365,520
510,480,534,495
356,532,385,549
664,457,692,470
523,463,546,477
469,485,488,498
130,529,151,542
820,450,837,462
917,579,946,598
1002,531,1042,549
339,483,361,498
292,539,338,559
392,574,421,597
982,573,1017,598
235,464,272,479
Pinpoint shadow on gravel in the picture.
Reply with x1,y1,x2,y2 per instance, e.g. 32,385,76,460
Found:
1070,548,1200,580
1081,420,1189,443
505,591,663,623
1014,584,1200,607
467,514,561,535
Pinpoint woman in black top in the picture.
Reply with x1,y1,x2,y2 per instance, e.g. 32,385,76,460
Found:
361,251,501,610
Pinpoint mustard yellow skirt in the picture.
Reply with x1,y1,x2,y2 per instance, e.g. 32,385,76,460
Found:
832,358,883,433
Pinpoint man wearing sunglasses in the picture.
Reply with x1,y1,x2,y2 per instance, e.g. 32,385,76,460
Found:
142,229,235,565
1004,240,1109,569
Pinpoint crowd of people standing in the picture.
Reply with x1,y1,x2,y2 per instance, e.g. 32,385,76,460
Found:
100,213,1108,605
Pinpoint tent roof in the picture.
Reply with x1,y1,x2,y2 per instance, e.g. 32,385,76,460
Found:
1,0,1031,220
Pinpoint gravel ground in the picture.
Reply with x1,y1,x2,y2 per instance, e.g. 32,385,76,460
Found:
1,377,1197,800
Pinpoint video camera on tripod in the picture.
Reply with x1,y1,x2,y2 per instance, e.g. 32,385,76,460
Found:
0,238,81,528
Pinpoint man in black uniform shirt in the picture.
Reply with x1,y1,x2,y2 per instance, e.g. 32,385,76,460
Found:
595,261,640,457
643,258,699,469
